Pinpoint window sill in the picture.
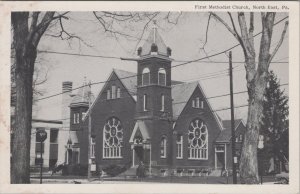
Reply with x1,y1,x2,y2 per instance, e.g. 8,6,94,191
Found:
106,97,121,101
188,158,208,160
103,157,123,159
176,157,183,159
160,156,167,159
138,85,171,89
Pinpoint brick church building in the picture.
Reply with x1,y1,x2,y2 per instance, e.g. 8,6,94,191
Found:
63,27,246,175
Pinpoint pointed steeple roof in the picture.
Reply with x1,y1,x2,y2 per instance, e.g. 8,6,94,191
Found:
138,21,171,57
70,77,91,107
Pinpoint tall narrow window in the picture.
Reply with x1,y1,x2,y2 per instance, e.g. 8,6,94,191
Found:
160,136,167,158
107,89,111,100
50,129,58,143
161,94,165,111
111,85,116,99
73,148,80,164
143,94,148,111
142,68,150,86
196,97,200,108
73,113,79,124
176,135,183,159
200,101,204,109
239,134,243,142
158,68,166,86
82,112,86,121
76,113,80,124
91,137,95,158
192,100,195,108
117,87,121,98
73,113,76,124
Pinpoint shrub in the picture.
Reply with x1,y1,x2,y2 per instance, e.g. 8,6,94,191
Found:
102,164,128,177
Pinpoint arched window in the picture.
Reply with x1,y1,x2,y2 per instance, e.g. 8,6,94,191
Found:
142,68,150,86
160,94,165,111
103,117,123,158
160,136,167,158
188,119,208,160
158,68,166,86
176,135,183,159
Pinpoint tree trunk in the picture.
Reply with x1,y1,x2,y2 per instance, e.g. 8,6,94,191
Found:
11,12,37,184
239,79,267,184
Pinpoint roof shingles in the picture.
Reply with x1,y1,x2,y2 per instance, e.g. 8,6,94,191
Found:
216,119,243,142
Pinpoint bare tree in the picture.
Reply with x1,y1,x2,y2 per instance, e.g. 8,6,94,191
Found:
209,12,288,184
11,11,180,183
10,11,79,183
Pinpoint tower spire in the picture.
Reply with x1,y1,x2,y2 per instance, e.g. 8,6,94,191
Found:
153,20,157,43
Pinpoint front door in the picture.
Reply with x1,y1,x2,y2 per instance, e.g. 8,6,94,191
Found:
216,152,225,169
134,146,144,164
215,145,226,169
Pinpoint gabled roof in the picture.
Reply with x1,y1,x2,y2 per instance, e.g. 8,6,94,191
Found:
113,69,137,96
140,27,168,56
172,82,199,119
222,119,243,130
83,69,137,122
129,120,151,143
83,68,223,132
172,81,224,131
215,119,244,143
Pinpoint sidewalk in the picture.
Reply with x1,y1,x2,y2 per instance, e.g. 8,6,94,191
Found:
30,173,280,184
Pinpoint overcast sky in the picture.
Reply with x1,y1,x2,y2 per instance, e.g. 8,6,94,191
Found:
33,12,289,122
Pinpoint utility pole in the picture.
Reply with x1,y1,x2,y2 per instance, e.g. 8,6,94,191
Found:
87,82,92,181
40,141,43,184
229,51,237,184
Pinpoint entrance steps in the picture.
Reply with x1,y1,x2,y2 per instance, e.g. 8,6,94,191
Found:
120,166,138,177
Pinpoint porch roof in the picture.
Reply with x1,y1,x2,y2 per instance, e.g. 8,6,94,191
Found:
129,120,151,143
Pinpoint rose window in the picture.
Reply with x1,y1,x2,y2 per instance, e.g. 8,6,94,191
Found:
188,119,208,159
103,117,123,158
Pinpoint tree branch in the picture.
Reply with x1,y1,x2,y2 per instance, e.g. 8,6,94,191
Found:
268,21,289,64
93,11,141,40
228,12,247,55
32,12,55,47
210,12,241,43
165,11,182,25
201,13,211,49
257,12,276,74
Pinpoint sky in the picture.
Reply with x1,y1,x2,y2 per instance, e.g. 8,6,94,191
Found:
32,12,289,122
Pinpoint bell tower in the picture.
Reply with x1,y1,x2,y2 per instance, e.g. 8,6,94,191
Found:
132,23,174,168
135,23,173,120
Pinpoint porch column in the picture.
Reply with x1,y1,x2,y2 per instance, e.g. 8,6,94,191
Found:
224,144,227,170
149,144,152,176
215,147,217,169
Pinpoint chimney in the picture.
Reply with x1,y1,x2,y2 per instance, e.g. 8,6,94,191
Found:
57,81,73,165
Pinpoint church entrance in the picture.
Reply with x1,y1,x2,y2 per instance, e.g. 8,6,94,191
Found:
134,145,144,164
215,145,226,170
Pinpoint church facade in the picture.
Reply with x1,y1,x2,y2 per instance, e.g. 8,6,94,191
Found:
65,28,246,175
